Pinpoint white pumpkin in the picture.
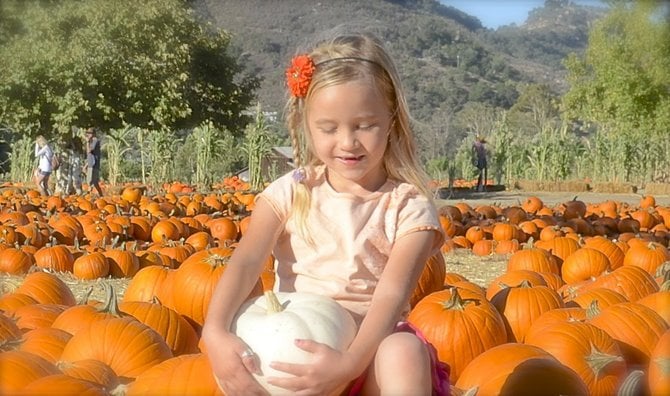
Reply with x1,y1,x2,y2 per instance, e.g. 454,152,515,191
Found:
231,290,357,395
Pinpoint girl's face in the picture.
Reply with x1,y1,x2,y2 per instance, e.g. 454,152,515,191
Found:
306,79,392,194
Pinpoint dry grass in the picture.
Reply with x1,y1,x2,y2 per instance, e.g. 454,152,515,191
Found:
443,249,508,288
1,250,506,305
1,270,130,303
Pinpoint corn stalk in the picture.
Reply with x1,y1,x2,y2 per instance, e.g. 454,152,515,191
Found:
137,128,148,185
147,129,180,188
242,105,272,191
9,136,34,183
105,125,135,186
193,121,214,190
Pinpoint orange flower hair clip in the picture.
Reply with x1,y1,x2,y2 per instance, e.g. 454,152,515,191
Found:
286,54,316,98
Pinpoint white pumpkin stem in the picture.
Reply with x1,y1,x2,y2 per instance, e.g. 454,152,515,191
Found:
264,290,284,314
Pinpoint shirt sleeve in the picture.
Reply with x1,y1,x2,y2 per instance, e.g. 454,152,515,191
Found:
395,188,445,253
257,171,295,223
35,144,48,157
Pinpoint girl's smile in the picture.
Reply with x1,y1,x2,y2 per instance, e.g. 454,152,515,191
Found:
306,79,392,194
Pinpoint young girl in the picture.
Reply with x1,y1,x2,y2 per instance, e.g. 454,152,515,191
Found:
34,135,54,196
202,33,448,395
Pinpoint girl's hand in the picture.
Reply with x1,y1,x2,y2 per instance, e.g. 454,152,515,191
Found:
206,331,269,396
267,339,357,396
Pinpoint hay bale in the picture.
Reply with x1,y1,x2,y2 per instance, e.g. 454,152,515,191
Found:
644,183,670,195
556,180,590,192
591,182,638,194
513,180,589,192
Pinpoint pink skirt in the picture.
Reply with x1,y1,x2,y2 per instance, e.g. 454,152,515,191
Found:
347,321,450,396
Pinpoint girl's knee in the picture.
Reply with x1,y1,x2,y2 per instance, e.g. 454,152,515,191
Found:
378,332,429,361
372,333,432,394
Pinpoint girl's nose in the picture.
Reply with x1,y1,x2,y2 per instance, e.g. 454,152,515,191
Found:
339,130,358,149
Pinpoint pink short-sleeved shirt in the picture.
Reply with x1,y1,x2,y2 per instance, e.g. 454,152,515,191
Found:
258,165,444,323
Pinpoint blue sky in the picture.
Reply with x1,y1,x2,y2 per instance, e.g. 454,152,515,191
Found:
439,0,608,29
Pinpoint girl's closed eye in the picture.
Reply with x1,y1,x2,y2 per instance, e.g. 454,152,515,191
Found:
357,123,376,131
319,126,337,134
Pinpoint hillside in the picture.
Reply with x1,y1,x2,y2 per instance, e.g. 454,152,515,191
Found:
191,0,606,152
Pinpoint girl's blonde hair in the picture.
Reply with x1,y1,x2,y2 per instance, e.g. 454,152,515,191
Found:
284,33,432,240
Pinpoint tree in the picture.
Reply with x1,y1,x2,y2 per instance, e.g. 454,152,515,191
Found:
561,0,670,182
508,83,560,136
0,0,259,139
562,0,669,130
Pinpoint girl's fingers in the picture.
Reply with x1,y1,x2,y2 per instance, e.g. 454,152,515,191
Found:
241,348,262,375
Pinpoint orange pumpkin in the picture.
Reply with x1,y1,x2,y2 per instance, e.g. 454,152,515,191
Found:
125,353,223,396
60,316,173,380
20,373,108,395
0,247,34,275
409,253,446,307
169,247,262,328
525,321,627,396
18,327,72,364
16,271,76,306
120,299,200,356
490,281,564,342
561,247,611,284
408,288,507,383
648,329,670,396
57,359,120,390
0,350,60,394
454,343,588,395
589,301,667,366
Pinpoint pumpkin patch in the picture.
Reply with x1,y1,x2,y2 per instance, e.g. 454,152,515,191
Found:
0,187,668,394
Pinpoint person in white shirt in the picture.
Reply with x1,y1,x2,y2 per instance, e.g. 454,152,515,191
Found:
34,135,54,196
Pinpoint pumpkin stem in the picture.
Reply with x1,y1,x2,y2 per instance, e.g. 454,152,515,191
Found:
616,369,644,396
586,300,601,320
585,344,624,376
518,279,532,288
77,286,95,305
440,288,479,311
264,290,284,314
97,282,123,316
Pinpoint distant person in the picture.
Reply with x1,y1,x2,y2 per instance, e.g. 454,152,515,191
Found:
472,135,488,192
34,135,54,196
56,133,84,195
84,127,103,196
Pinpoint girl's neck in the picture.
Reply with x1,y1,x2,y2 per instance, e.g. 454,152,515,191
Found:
324,167,388,196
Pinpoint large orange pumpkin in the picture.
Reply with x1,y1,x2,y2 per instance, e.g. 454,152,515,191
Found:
120,299,200,356
561,247,611,284
16,271,76,306
648,329,670,396
57,359,119,390
0,350,60,394
125,353,223,396
490,281,564,342
17,327,71,364
169,247,263,329
589,301,667,366
525,321,627,395
20,373,108,395
408,288,507,382
409,252,446,307
454,343,588,395
60,316,173,380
